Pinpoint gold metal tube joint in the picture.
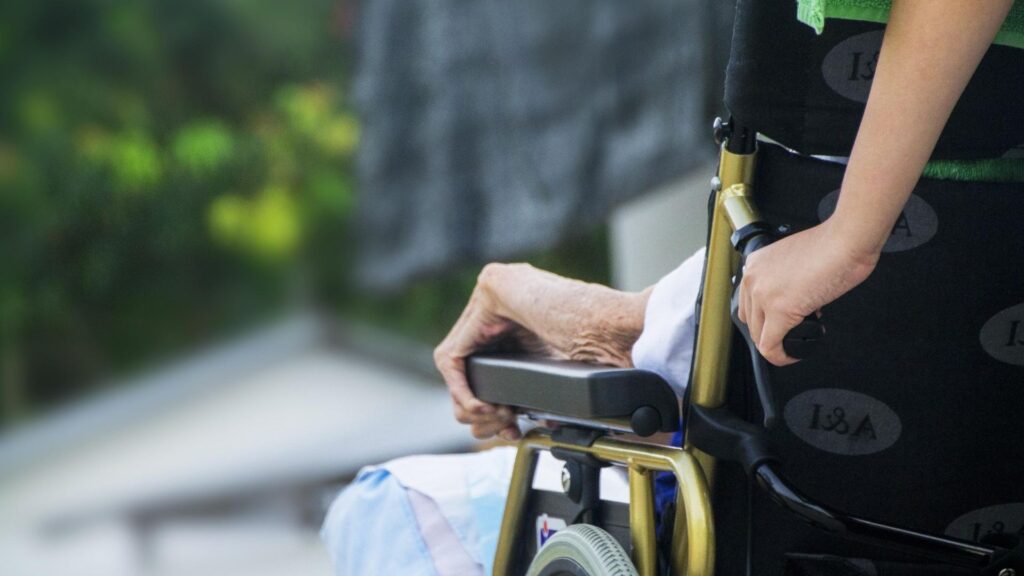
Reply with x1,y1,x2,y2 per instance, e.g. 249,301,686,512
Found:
491,430,715,576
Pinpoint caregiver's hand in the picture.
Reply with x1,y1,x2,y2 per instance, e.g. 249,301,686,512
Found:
737,220,878,367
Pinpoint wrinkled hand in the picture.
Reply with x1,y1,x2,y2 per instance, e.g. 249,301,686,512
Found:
435,262,646,440
433,267,527,441
738,222,878,366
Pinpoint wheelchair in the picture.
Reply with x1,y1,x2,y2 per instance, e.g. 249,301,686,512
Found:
466,2,1024,574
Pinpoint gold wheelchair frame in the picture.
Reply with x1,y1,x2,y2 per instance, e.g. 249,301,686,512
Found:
492,124,761,576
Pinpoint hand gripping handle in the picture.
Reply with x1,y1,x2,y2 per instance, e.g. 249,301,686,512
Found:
731,230,826,427
736,232,825,360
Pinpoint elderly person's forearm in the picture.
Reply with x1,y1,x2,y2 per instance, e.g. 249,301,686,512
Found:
435,262,652,440
478,263,652,367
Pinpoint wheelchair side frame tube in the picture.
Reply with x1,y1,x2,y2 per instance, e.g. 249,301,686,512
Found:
689,141,755,413
492,429,714,576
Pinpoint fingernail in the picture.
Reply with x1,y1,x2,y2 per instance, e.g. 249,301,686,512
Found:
478,405,495,414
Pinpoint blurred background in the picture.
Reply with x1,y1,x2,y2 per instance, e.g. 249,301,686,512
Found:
0,0,731,574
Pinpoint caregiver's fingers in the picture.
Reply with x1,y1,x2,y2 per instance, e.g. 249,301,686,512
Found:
758,314,800,367
748,306,766,352
738,275,749,325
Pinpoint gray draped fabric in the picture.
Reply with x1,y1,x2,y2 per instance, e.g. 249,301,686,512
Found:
355,0,733,289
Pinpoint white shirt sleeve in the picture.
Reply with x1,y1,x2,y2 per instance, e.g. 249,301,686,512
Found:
630,247,705,397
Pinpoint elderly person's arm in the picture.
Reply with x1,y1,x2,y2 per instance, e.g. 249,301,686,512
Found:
434,263,652,441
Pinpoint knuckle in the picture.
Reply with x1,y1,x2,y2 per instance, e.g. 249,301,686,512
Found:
433,350,453,372
477,262,504,287
750,284,767,300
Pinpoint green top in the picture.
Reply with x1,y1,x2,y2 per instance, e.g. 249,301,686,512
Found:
921,157,1024,183
797,0,1024,50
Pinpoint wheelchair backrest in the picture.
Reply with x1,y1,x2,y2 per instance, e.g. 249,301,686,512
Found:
715,6,1024,571
713,142,1024,576
725,0,1024,159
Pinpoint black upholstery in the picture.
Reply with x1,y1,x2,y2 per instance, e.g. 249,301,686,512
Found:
719,6,1024,570
725,0,1024,158
466,355,680,437
709,143,1024,576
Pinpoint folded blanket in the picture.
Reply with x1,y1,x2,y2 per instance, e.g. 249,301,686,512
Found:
797,0,1024,50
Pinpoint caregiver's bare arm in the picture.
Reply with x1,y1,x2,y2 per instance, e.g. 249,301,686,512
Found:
739,0,1015,367
434,263,651,440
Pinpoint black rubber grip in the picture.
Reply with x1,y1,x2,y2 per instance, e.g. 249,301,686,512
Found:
783,316,824,360
732,229,827,426
739,231,826,360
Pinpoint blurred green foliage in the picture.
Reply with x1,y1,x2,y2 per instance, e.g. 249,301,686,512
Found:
0,0,357,423
0,0,609,427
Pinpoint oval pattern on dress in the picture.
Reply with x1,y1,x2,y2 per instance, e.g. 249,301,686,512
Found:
822,30,884,102
818,190,938,252
979,302,1024,366
784,388,902,456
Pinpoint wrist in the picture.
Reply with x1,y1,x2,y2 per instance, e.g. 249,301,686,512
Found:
476,262,528,322
617,288,651,338
821,210,885,267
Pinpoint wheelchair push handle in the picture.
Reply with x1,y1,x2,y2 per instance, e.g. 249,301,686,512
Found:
783,315,825,360
732,227,825,361
730,227,825,428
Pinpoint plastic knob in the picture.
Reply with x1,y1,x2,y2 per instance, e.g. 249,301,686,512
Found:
630,406,662,437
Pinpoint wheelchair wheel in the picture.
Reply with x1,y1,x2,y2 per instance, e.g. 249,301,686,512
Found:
526,524,639,576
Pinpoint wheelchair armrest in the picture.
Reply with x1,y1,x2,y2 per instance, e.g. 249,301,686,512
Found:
466,354,680,437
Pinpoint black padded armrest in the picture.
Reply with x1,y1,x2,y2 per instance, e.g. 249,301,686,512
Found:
466,355,680,437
